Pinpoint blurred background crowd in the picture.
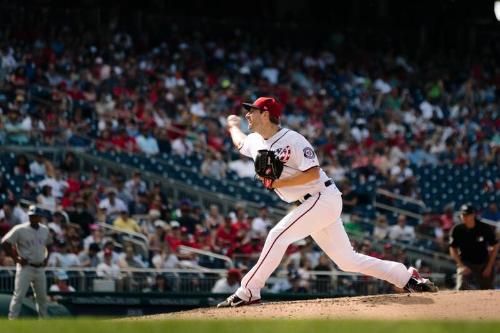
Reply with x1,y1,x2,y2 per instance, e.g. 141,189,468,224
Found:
0,0,499,295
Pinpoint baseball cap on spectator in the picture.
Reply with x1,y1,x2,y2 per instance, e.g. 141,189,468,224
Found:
154,220,167,228
55,270,69,281
242,97,283,118
106,187,117,195
459,203,476,215
53,210,68,223
89,224,100,231
227,268,242,280
149,209,161,219
89,243,100,252
170,220,180,228
179,198,192,207
355,118,367,126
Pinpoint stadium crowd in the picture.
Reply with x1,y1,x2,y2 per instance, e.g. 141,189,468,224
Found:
0,16,499,293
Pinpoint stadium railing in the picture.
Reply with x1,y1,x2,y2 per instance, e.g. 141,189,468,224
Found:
0,267,453,296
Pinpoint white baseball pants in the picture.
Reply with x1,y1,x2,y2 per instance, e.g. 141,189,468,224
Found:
235,187,412,301
9,265,48,319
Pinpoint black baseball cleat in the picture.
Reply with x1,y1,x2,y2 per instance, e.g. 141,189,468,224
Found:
404,267,438,293
217,294,261,308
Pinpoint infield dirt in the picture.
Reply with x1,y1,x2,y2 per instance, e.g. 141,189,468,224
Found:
133,290,500,320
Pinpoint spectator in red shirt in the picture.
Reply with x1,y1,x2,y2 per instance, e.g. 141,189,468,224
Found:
231,203,250,232
111,127,137,152
195,229,214,252
215,216,237,254
180,227,200,249
165,220,182,252
95,129,114,152
439,204,455,233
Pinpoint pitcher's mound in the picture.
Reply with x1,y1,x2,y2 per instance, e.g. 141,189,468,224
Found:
138,290,500,320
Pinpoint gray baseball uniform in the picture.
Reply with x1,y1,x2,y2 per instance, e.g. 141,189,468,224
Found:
1,222,50,319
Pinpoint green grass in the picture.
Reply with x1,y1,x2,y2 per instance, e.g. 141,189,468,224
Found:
1,319,500,333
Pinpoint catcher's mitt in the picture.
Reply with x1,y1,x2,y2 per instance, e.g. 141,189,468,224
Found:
254,149,283,189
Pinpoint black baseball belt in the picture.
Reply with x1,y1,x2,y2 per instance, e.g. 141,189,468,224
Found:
28,263,45,268
296,179,333,205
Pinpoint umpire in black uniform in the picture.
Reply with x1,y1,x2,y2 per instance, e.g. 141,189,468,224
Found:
449,203,499,290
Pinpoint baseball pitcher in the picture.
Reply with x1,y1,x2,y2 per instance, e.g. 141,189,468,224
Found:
218,97,437,307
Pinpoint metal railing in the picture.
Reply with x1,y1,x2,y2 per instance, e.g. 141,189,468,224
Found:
0,267,455,296
376,189,426,207
177,245,234,269
480,217,499,228
97,222,149,255
374,188,426,220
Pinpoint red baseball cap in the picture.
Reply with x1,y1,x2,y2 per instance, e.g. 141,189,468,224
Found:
242,97,282,118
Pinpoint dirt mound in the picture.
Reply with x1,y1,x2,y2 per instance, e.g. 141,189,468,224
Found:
138,290,500,320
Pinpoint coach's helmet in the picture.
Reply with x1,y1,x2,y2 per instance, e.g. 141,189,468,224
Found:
459,203,476,215
27,205,47,217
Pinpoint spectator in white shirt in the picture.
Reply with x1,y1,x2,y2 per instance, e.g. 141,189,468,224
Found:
83,226,107,251
152,245,180,269
29,152,46,177
96,248,121,280
37,185,57,212
49,271,76,301
351,118,369,143
171,136,194,157
124,171,147,200
98,188,128,222
228,158,255,178
251,206,272,238
373,214,390,240
1,200,28,226
211,268,242,294
47,241,81,268
136,128,159,156
48,211,68,240
389,215,416,242
78,243,101,268
38,169,68,199
201,151,227,180
390,158,414,184
97,240,121,265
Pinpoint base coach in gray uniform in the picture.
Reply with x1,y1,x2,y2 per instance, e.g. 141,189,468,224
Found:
1,205,50,319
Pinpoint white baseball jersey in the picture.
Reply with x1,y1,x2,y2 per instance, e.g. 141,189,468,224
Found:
239,128,341,202
1,222,49,264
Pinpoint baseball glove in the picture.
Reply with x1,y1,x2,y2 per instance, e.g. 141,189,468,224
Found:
254,149,283,189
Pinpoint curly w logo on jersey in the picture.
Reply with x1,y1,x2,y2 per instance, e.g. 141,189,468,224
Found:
274,146,292,163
